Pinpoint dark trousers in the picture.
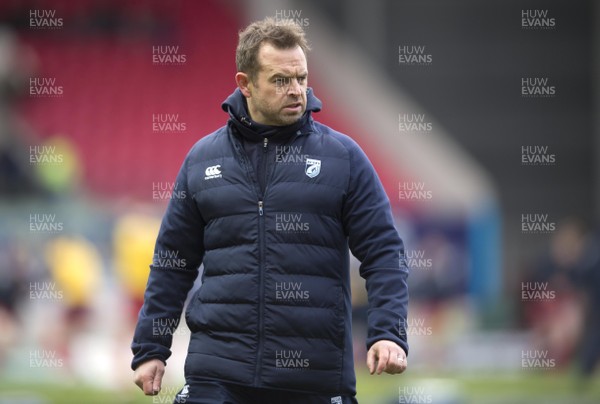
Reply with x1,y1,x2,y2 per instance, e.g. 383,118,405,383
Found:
173,379,358,404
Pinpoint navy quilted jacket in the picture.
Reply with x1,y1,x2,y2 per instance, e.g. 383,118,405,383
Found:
131,88,409,395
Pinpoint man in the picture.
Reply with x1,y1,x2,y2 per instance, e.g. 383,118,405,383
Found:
132,17,409,404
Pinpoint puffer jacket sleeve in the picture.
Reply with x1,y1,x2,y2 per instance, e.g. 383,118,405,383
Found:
131,152,205,370
341,140,409,356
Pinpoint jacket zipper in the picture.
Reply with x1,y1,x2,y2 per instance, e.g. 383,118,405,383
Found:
254,136,269,386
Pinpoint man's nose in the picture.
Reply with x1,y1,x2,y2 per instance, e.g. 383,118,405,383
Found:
287,78,302,95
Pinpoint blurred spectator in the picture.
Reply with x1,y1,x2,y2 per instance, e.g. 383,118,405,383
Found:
570,224,600,379
0,27,42,197
42,236,102,373
32,135,83,196
408,231,468,302
112,212,160,319
521,218,598,368
0,239,28,370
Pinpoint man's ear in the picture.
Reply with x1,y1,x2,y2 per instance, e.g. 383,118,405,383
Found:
235,72,252,98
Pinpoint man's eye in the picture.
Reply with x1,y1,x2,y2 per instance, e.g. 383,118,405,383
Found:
275,78,289,86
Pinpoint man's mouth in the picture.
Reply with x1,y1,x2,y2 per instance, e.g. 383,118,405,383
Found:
283,102,302,112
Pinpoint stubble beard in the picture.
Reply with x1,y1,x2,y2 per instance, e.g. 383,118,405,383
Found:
259,100,305,126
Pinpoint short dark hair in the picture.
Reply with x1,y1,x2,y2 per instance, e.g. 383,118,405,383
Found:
236,17,310,81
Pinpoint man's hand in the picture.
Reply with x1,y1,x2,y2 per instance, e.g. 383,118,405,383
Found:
133,359,165,395
367,340,407,375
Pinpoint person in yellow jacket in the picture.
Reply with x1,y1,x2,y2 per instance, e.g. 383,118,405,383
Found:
113,213,161,318
44,236,103,371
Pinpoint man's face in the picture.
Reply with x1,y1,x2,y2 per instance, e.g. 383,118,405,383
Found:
242,43,308,126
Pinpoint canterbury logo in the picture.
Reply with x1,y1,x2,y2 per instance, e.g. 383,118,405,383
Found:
204,164,222,180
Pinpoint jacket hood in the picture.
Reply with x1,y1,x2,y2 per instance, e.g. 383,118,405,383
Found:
221,87,322,142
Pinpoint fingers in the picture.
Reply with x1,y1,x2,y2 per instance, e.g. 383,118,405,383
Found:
394,352,408,375
133,370,145,391
152,365,165,395
382,347,407,375
367,341,408,376
367,347,376,374
133,360,165,396
375,348,390,375
143,375,156,395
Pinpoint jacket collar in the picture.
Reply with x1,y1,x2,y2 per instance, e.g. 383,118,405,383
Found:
221,87,322,143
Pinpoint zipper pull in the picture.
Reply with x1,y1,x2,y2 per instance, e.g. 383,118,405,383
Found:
258,200,264,216
263,137,268,151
